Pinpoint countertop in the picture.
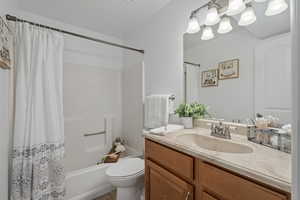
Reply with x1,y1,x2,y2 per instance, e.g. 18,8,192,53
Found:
144,128,291,193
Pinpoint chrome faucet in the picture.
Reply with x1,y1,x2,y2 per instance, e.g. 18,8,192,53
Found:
211,122,231,139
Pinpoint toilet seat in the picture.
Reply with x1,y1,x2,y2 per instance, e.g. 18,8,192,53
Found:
109,170,144,181
106,158,144,178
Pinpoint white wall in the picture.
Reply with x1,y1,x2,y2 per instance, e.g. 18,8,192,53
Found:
122,0,208,150
292,0,300,199
0,0,18,14
184,28,260,121
0,1,19,199
125,0,208,105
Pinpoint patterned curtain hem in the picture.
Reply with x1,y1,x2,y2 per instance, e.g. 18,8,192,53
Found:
11,143,65,200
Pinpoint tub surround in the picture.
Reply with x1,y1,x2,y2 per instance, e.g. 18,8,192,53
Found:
66,152,143,200
144,127,291,193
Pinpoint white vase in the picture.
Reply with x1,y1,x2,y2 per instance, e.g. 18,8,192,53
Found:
181,117,193,129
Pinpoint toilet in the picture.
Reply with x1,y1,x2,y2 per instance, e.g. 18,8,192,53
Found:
105,158,145,200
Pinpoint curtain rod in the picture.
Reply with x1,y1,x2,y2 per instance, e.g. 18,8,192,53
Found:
184,62,201,67
6,14,145,54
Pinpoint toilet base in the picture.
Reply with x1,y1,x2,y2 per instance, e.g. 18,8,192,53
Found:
116,186,139,200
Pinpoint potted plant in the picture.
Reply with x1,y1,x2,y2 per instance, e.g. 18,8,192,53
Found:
175,103,209,129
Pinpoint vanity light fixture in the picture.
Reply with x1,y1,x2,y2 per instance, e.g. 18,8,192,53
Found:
239,5,257,26
201,26,215,40
265,0,288,16
187,0,289,39
205,6,221,26
218,17,233,34
227,0,246,16
186,17,201,34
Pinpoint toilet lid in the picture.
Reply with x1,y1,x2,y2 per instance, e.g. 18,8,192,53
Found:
106,158,144,177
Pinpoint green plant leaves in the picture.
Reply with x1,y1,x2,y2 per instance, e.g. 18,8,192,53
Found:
175,103,210,118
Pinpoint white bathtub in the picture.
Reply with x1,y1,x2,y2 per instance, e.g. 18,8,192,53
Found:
66,149,143,200
66,162,114,200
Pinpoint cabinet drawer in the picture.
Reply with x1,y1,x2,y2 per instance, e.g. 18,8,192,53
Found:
145,139,194,181
200,162,288,200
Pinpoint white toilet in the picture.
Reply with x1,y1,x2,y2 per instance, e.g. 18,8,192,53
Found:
106,158,145,200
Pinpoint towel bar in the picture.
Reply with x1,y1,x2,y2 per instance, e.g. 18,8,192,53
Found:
169,94,175,101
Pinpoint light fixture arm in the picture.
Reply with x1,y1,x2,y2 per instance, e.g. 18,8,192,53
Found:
190,0,254,19
208,0,222,9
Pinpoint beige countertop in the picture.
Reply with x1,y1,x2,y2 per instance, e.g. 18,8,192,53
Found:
144,128,291,193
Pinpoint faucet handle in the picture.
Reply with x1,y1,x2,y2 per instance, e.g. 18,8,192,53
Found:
224,125,230,131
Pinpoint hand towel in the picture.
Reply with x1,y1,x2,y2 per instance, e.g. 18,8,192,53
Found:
149,124,184,136
144,95,170,129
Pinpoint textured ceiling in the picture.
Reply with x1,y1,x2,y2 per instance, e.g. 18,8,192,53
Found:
19,0,172,39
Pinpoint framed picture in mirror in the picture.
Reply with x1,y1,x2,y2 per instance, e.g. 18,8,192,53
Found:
218,59,239,80
201,69,218,87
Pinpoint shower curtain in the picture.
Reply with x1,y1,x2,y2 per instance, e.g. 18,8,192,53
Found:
11,23,65,200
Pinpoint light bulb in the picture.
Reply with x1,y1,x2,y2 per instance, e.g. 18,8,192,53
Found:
205,7,221,26
201,26,215,40
186,17,200,34
239,6,257,26
227,0,246,16
265,0,288,16
218,17,233,34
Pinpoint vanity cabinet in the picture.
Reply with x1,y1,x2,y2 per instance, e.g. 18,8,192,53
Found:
146,160,193,200
145,139,290,200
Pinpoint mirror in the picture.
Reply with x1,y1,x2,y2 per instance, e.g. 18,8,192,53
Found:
183,0,291,124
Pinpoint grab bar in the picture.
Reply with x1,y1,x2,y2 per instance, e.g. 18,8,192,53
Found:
84,131,106,137
84,118,107,137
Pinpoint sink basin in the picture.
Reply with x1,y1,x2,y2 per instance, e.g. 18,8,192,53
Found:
176,134,253,154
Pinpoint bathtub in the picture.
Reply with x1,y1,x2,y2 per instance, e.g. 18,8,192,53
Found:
66,162,114,200
66,148,143,200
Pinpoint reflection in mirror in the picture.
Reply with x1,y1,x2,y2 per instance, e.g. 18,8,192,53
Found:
183,0,291,124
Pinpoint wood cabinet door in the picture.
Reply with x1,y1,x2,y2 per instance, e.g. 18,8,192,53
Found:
146,160,193,200
202,192,218,200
